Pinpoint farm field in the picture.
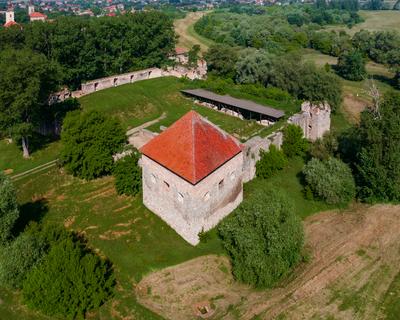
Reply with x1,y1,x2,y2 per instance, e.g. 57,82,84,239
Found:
138,204,400,320
325,10,400,35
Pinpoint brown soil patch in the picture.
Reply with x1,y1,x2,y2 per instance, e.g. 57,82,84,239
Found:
342,94,369,123
99,230,132,240
113,205,132,213
137,204,400,320
83,187,116,202
64,216,76,228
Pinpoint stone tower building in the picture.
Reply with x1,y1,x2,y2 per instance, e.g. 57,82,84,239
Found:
288,101,331,141
140,111,244,245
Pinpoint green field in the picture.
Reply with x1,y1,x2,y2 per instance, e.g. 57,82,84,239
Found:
325,10,400,35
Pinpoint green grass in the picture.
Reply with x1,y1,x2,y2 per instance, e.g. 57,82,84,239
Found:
381,271,400,320
244,157,335,219
0,167,224,319
324,10,400,36
0,138,61,177
80,77,270,139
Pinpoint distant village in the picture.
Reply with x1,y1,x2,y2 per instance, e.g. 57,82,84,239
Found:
0,0,302,26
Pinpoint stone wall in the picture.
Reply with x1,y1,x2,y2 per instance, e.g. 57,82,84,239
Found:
80,68,163,95
288,101,331,141
142,153,243,245
242,131,283,182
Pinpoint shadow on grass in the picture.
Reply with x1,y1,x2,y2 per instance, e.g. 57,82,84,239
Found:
13,199,49,236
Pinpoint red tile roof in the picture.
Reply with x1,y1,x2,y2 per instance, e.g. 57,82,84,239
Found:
4,21,18,28
29,12,47,18
140,111,242,184
175,47,188,55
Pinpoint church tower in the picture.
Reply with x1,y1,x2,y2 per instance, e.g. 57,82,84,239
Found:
28,0,35,15
5,0,15,24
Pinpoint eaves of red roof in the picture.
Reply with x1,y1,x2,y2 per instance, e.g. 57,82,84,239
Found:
140,111,242,185
29,12,47,18
4,21,19,28
175,47,188,55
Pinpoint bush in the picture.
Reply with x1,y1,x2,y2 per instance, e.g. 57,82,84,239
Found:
302,157,355,205
336,50,367,81
113,150,141,196
23,236,115,319
256,145,287,179
218,186,304,288
0,172,19,245
309,132,339,160
282,124,308,158
60,110,126,180
0,233,46,289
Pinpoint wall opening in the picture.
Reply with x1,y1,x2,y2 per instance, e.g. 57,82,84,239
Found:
164,181,170,189
218,179,224,190
177,192,184,203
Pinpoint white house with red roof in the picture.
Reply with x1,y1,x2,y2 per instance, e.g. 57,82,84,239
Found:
29,11,47,22
140,111,244,245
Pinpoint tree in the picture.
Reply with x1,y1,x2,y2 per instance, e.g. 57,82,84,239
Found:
309,132,339,160
235,50,272,84
204,44,239,78
188,44,201,66
256,145,287,179
0,232,46,289
23,236,115,319
218,185,304,288
337,50,367,81
60,111,126,180
113,150,142,196
354,92,400,202
0,49,60,157
282,124,308,158
0,173,19,245
303,157,356,205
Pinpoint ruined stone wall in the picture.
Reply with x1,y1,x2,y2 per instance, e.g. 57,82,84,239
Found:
142,153,243,245
242,131,283,182
80,68,163,95
288,102,331,141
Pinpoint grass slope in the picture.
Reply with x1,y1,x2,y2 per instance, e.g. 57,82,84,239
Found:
325,10,400,35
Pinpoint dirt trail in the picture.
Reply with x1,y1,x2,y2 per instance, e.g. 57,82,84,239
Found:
174,12,211,53
137,204,400,319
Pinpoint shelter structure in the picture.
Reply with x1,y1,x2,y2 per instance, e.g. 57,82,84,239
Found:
181,89,285,126
140,111,244,245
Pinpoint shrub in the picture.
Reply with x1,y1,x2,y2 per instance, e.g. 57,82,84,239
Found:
113,150,141,196
218,186,304,288
256,145,287,179
0,172,19,245
60,110,126,180
282,124,308,158
23,236,115,319
309,132,339,160
0,233,46,289
302,157,355,205
336,50,367,81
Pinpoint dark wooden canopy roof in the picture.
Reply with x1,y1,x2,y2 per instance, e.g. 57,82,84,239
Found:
181,89,285,120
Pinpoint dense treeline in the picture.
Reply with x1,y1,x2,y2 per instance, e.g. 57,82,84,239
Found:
0,12,176,88
205,46,342,111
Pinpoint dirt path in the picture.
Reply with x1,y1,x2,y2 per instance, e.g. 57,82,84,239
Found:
126,112,166,136
174,11,213,53
137,204,400,319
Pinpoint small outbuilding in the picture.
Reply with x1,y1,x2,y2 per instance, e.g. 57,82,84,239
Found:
140,111,244,245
